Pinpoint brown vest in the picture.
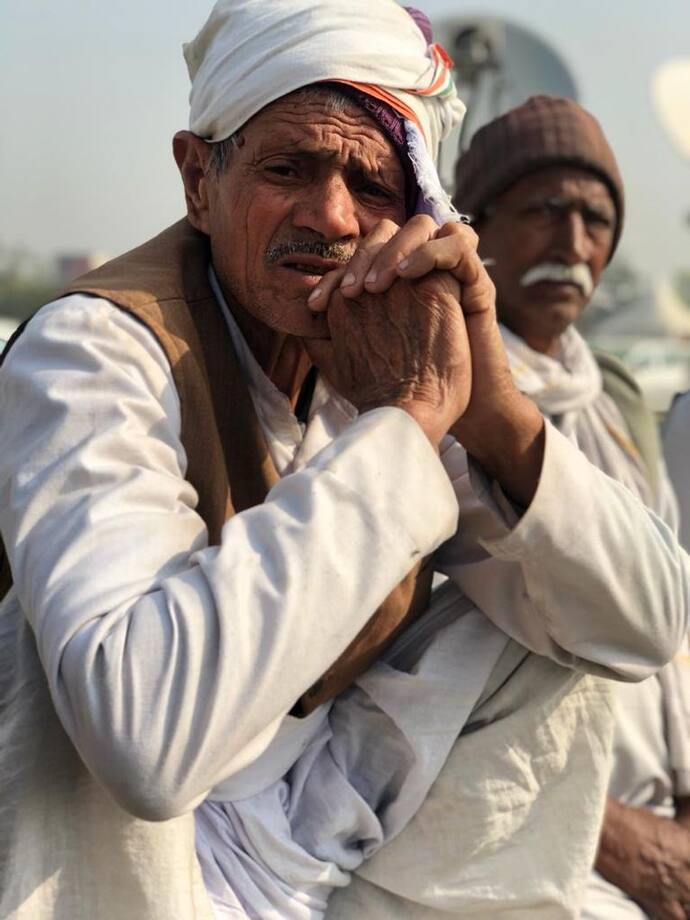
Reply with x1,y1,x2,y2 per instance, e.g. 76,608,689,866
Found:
3,219,432,713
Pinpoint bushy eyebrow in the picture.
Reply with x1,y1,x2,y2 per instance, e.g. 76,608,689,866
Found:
255,142,395,168
252,142,405,189
521,193,615,217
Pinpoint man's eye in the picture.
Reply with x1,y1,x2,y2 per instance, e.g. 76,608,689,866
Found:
585,210,613,228
358,182,396,202
265,163,299,178
522,203,555,220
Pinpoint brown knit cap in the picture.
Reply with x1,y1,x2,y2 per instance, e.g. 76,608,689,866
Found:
453,95,625,260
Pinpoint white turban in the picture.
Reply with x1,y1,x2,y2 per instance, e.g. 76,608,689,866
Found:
183,0,467,223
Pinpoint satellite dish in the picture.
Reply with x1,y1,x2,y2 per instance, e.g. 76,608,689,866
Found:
651,59,690,160
431,16,578,190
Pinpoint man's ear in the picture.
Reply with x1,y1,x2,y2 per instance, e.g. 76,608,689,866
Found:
172,131,213,234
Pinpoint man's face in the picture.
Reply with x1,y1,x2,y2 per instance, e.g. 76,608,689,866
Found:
201,92,407,339
476,166,616,353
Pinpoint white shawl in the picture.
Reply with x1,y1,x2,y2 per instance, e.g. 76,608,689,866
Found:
500,324,655,508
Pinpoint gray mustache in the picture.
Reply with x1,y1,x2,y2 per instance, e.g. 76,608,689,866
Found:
265,240,356,264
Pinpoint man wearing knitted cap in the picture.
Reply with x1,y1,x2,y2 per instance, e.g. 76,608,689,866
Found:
0,5,689,917
454,94,690,920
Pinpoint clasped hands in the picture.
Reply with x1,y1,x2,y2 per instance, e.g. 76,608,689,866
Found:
304,216,498,445
304,216,544,506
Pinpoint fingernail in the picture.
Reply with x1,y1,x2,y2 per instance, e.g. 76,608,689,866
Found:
397,258,409,271
307,287,322,304
364,270,377,285
340,272,356,288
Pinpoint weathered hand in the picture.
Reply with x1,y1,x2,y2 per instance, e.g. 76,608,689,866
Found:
309,217,507,420
308,216,494,317
597,798,690,920
306,271,470,448
309,218,524,423
308,217,545,503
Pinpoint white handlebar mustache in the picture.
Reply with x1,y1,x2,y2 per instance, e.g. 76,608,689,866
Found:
519,262,594,298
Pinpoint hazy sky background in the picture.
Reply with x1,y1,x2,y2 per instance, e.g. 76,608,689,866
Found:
2,0,689,285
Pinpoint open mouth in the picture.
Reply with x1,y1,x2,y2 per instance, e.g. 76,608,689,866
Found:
275,254,345,279
281,262,333,276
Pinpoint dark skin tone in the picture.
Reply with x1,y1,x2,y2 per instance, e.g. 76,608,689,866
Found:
596,796,690,919
475,166,615,356
174,94,408,407
174,89,545,505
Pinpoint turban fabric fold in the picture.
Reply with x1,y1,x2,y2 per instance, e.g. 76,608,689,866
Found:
183,0,466,224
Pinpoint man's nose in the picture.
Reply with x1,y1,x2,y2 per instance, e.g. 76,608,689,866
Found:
291,174,360,242
551,211,591,264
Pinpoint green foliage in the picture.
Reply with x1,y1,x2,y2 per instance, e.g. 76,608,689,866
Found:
0,279,60,321
0,245,58,321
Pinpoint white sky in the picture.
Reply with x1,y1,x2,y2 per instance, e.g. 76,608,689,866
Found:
2,0,689,284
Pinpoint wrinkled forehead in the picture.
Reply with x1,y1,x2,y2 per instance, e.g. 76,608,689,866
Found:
243,88,396,155
251,99,395,158
238,87,411,196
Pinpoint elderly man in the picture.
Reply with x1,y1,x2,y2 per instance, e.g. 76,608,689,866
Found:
0,7,688,919
447,94,690,920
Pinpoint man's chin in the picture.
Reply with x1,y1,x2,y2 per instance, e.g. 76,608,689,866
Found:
250,294,331,339
537,308,584,350
501,300,583,352
275,311,331,339
529,282,587,311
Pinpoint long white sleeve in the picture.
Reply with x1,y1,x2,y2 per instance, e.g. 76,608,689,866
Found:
438,423,690,681
0,296,458,820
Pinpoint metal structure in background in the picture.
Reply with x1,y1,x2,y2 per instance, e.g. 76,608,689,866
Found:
432,17,578,191
431,16,690,410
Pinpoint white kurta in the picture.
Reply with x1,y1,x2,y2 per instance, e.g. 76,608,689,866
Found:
0,292,461,819
203,276,690,919
1,292,688,919
325,328,690,920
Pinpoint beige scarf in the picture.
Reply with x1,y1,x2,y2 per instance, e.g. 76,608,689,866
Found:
501,324,654,508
